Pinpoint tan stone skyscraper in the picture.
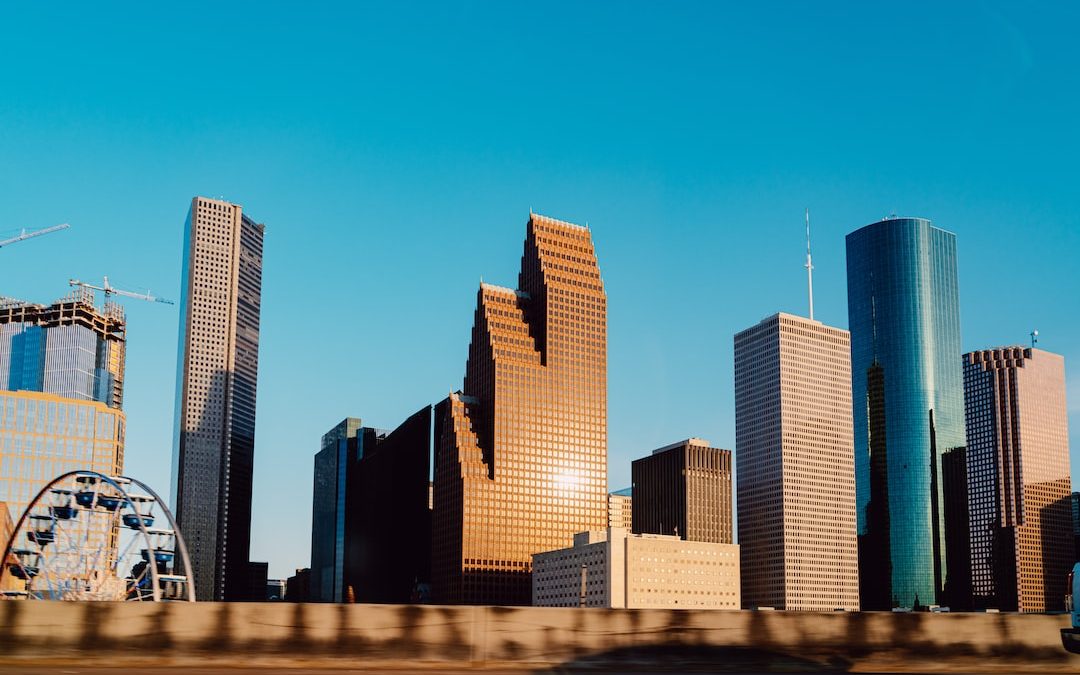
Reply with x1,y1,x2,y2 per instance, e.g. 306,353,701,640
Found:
734,312,859,611
172,196,265,601
964,347,1072,613
432,213,607,605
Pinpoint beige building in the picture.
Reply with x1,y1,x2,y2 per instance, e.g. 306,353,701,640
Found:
964,347,1073,613
433,214,608,606
734,312,859,611
532,527,740,609
172,196,265,601
0,501,18,593
0,390,125,526
607,489,632,529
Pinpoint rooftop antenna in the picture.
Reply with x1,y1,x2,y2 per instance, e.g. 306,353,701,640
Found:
1030,329,1039,348
805,208,815,320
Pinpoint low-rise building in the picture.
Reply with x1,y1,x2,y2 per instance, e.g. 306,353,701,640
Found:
532,527,739,609
607,488,632,529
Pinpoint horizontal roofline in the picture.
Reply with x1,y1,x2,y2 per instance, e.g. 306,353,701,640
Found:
651,437,713,455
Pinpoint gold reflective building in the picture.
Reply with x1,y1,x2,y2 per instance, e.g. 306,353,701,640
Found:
0,390,125,526
433,213,607,605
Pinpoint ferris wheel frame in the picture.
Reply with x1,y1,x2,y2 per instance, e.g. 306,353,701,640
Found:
1,470,196,602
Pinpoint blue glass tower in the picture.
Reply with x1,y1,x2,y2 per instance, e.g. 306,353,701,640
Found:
846,217,965,609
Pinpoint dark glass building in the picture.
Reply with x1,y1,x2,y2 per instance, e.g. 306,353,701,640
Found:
345,405,432,603
309,418,375,602
846,216,965,609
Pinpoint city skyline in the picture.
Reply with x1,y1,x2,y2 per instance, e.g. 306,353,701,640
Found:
2,4,1079,580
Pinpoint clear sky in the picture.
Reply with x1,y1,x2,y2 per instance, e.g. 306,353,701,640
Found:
2,2,1078,579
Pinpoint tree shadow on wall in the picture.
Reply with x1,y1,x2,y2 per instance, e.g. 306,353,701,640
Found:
535,643,852,673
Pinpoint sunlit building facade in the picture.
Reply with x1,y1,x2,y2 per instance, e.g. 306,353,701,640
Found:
0,390,125,529
964,347,1073,612
172,196,265,601
0,291,126,409
532,527,740,609
607,488,632,530
734,312,859,611
432,213,608,605
847,216,965,609
0,500,16,591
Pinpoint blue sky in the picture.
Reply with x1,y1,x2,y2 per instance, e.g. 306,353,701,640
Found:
2,2,1078,579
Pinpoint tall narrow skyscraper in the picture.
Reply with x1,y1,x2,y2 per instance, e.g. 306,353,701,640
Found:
963,347,1072,612
846,216,965,609
172,196,265,601
432,213,607,606
734,312,859,611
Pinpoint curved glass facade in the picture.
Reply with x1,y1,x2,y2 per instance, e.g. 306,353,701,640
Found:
846,217,965,609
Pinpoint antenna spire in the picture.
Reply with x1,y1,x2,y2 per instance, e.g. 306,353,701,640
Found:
805,208,815,320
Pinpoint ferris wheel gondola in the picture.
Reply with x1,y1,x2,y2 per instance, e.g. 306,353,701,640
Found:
0,471,195,602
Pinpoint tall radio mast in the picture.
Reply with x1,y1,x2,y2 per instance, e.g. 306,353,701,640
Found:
805,208,815,320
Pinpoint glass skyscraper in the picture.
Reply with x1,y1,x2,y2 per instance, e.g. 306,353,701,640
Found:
846,217,965,609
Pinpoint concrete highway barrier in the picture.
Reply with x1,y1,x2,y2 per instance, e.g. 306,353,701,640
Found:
0,602,1077,672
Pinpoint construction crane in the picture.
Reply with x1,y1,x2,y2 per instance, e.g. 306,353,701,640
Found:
68,276,174,305
0,223,70,249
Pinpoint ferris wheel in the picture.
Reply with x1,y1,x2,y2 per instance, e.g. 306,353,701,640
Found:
0,471,195,602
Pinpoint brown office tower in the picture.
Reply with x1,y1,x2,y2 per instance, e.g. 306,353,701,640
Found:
172,196,265,601
734,313,859,611
432,213,607,605
964,347,1073,612
631,439,732,543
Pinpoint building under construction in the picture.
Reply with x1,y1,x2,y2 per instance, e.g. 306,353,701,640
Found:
0,289,126,409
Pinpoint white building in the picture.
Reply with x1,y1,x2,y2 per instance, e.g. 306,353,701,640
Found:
532,527,740,609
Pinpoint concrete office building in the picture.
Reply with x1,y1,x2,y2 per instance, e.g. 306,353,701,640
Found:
433,213,608,605
0,291,126,409
734,312,859,611
0,390,125,530
847,217,966,609
631,439,732,544
607,488,632,530
532,527,740,609
963,347,1073,612
172,196,265,601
